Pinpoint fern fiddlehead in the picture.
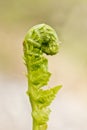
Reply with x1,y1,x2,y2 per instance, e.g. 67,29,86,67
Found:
23,24,62,130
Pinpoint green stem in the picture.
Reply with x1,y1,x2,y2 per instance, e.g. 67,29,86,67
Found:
31,102,47,130
33,119,39,130
33,119,47,130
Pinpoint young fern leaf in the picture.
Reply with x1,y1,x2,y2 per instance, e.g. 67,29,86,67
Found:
36,85,62,107
32,107,51,125
23,24,62,130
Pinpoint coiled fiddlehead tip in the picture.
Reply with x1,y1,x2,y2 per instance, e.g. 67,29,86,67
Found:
24,23,60,55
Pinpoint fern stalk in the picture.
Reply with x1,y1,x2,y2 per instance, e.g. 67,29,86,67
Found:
23,24,62,130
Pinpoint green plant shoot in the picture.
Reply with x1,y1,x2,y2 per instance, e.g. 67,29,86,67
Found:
23,24,62,130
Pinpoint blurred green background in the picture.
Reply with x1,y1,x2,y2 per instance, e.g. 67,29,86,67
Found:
0,0,87,130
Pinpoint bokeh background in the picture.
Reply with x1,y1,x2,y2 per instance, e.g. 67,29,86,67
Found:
0,0,87,130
